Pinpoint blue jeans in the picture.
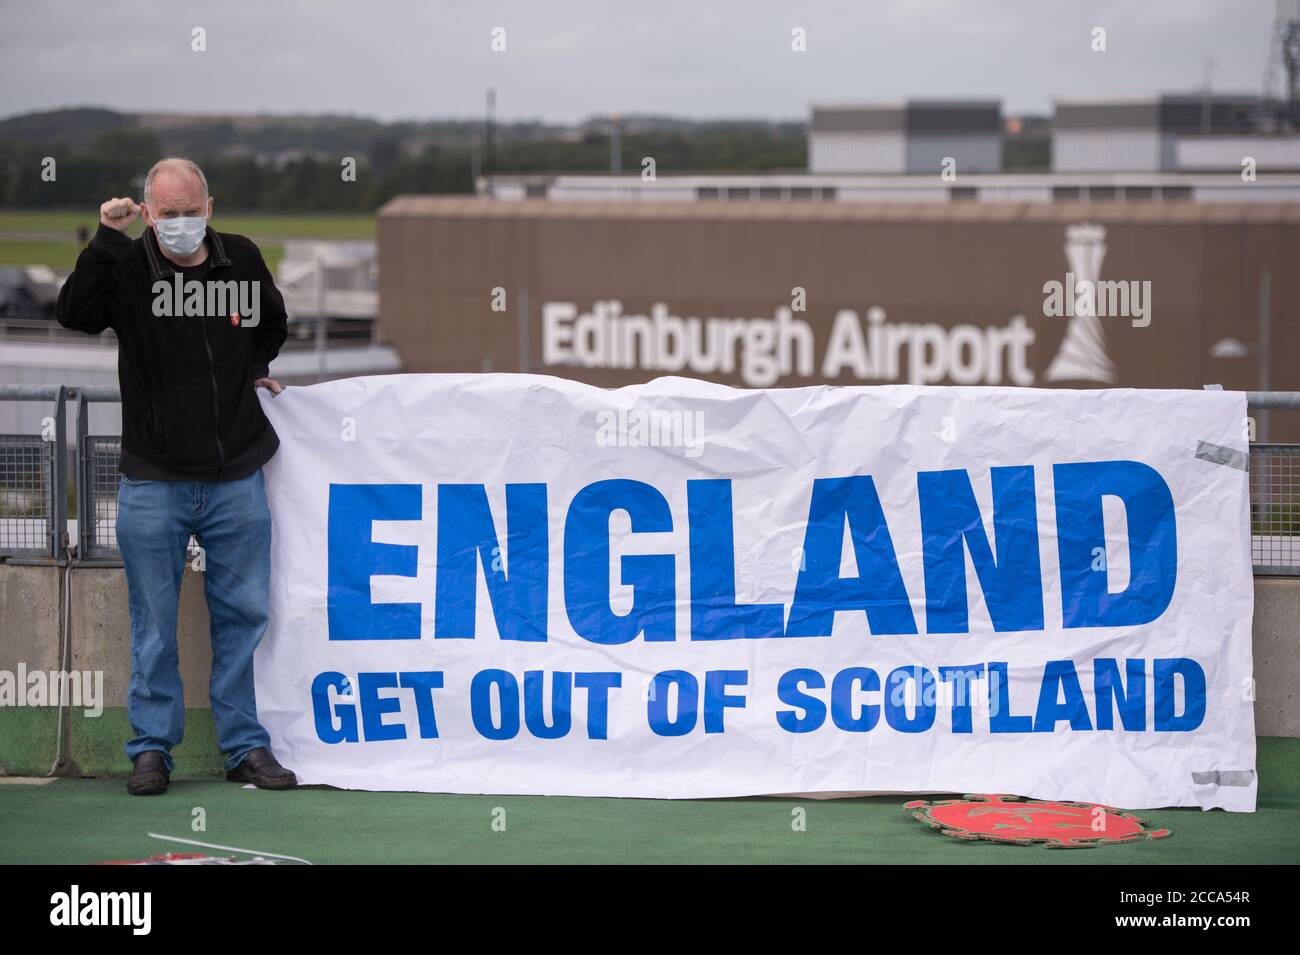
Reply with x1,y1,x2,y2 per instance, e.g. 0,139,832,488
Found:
116,467,273,773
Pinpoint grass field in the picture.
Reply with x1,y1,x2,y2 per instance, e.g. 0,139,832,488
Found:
2,737,1297,865
0,209,375,275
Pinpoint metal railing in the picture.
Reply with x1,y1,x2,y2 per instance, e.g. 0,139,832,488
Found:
2,385,1300,574
75,386,126,563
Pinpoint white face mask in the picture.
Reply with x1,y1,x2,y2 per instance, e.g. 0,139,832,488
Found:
153,215,207,257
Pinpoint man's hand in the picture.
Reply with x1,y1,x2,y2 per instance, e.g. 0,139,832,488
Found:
255,378,283,394
100,197,141,232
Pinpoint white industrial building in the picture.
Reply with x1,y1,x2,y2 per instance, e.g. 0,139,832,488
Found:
807,99,1002,175
1051,94,1300,173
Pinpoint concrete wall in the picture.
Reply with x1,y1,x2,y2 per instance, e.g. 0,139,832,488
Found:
67,566,213,709
0,562,213,776
2,564,1298,777
1253,577,1300,737
0,565,62,775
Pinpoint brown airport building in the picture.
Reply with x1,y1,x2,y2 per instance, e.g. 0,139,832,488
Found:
376,194,1298,435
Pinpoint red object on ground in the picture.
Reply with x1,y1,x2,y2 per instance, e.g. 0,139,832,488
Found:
903,794,1172,848
97,852,274,865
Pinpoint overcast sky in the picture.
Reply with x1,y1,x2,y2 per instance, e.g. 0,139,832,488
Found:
0,0,1284,123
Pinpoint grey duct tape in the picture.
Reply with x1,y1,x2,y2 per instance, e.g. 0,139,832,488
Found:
1195,441,1249,472
1191,770,1256,786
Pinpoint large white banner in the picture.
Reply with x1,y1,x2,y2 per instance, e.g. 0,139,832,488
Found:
255,375,1256,810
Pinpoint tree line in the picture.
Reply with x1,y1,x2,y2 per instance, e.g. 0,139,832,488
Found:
0,111,809,211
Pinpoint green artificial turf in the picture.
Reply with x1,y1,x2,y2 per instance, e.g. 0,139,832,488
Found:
2,738,1297,865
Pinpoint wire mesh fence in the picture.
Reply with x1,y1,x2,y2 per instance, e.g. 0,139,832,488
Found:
79,436,121,559
1250,444,1300,575
0,433,52,557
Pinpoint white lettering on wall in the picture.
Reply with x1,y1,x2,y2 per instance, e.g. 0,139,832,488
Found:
542,300,1035,387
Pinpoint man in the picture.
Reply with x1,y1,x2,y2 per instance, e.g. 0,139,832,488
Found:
57,157,297,795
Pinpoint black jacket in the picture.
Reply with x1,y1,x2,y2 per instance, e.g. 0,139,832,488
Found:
57,223,289,481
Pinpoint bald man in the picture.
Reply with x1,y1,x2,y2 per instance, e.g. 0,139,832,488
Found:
57,157,296,795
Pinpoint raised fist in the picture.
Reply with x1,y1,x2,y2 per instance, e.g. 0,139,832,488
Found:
99,197,141,232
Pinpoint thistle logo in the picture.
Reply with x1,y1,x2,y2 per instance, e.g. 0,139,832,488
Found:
1045,224,1118,384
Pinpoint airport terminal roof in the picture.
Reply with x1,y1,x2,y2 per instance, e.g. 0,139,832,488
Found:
379,194,1300,225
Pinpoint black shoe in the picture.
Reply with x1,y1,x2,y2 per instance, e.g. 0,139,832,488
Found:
226,747,298,790
127,750,170,796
